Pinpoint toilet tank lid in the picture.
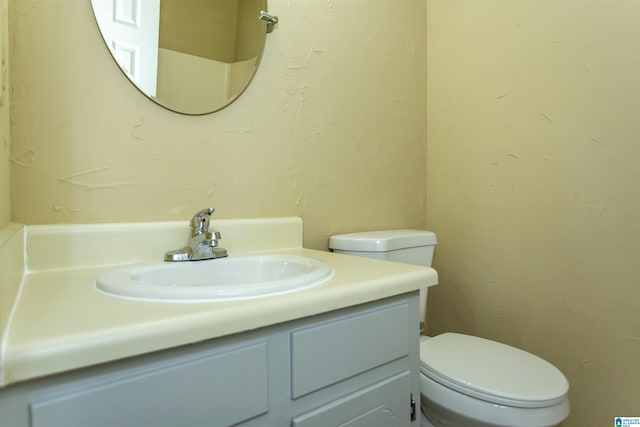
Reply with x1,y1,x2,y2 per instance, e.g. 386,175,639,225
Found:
329,230,437,252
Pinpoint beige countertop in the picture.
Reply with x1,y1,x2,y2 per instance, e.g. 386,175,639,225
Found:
0,218,437,386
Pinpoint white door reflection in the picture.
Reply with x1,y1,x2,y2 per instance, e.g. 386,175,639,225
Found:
91,0,160,96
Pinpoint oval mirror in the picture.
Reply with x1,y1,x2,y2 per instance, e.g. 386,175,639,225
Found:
91,0,273,115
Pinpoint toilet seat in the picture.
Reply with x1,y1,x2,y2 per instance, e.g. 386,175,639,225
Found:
420,333,569,408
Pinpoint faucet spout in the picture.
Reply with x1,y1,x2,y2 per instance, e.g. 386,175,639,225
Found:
190,208,214,237
165,208,228,261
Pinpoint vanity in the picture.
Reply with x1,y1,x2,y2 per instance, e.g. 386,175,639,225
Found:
0,217,438,426
0,1,438,425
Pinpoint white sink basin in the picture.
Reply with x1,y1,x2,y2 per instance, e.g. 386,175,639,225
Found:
95,255,334,302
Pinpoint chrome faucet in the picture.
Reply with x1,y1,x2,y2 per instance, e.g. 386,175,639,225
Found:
164,208,228,261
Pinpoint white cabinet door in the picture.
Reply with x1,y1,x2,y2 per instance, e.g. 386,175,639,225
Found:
291,302,411,398
30,342,268,427
292,371,412,427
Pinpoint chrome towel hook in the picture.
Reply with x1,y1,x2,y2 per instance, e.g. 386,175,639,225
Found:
259,11,279,33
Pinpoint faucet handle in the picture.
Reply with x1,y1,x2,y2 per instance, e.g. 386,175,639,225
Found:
190,208,214,236
205,231,222,247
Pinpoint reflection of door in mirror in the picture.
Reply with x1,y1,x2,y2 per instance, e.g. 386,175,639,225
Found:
91,0,269,115
91,0,160,96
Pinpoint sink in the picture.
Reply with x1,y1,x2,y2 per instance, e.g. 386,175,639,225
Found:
95,255,334,302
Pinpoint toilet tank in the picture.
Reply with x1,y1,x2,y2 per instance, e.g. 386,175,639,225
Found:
330,230,437,330
328,230,437,267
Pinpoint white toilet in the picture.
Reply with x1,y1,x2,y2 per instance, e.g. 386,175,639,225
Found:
329,230,570,427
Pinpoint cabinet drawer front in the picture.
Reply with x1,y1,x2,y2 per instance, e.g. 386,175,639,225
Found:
30,342,268,427
291,303,410,398
292,371,411,427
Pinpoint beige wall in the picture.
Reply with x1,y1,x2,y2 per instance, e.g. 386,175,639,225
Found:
426,1,640,425
0,0,8,229
8,0,427,251
156,48,232,113
235,0,266,62
160,0,238,62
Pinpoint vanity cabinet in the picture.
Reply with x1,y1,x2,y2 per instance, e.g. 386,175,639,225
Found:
0,293,420,427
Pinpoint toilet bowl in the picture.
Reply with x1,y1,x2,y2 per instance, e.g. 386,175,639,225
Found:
419,334,569,427
329,230,570,427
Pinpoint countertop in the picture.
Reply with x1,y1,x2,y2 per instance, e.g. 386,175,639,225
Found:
0,218,437,386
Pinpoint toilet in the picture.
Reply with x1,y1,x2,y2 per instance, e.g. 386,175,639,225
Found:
329,230,570,427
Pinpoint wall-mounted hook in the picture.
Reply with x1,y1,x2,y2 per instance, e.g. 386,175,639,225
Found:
259,11,279,33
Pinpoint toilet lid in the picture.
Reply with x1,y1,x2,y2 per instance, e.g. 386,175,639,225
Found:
420,333,569,408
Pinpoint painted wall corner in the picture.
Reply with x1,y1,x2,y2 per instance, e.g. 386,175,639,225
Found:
0,0,9,229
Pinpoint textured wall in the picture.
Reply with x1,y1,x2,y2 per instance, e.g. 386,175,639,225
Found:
0,0,8,229
9,0,427,250
426,1,640,425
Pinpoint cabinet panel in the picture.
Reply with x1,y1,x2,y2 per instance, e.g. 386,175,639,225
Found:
30,342,268,427
292,371,411,427
291,303,410,398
